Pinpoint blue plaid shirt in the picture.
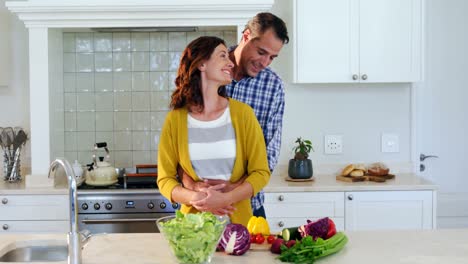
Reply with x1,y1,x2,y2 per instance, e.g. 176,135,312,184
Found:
226,67,285,211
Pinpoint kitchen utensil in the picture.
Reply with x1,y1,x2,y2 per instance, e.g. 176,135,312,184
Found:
8,129,27,182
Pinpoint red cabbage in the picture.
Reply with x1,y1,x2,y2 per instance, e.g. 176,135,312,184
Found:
298,217,330,240
217,223,251,255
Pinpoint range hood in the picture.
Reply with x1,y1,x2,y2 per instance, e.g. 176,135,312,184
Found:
5,0,274,174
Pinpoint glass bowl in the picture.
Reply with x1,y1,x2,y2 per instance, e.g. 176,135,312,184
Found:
156,212,229,264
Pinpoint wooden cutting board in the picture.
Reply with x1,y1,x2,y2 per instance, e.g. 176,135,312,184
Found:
336,174,395,183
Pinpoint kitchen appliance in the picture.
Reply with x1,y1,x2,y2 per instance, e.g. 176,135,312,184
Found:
85,142,118,186
77,169,179,234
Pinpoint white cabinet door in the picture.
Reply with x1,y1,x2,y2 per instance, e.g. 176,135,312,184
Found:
359,0,422,82
264,192,344,233
345,190,433,230
294,0,358,83
0,195,69,220
293,0,422,83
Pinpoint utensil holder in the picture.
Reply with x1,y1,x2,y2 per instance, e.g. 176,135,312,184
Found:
3,150,21,182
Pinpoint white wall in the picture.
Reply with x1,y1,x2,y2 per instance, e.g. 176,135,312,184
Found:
0,0,30,174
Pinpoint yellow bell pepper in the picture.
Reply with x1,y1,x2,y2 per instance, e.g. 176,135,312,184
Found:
246,216,270,235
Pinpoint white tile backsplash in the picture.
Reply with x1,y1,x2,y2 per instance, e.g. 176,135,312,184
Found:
95,53,113,72
61,30,237,166
132,92,151,112
95,73,113,92
76,53,94,72
96,112,114,131
95,92,114,111
76,73,95,92
113,52,132,72
114,92,132,111
132,72,150,91
132,33,150,52
94,33,113,52
77,112,96,131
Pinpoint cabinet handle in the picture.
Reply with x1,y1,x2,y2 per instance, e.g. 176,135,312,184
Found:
352,74,358,80
2,224,8,230
347,195,353,201
361,74,368,80
278,221,284,227
278,195,284,201
1,198,7,205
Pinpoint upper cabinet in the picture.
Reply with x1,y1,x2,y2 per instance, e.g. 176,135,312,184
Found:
293,0,422,83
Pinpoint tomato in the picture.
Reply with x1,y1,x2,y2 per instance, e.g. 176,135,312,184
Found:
326,218,337,239
255,233,265,244
250,233,256,243
267,235,275,244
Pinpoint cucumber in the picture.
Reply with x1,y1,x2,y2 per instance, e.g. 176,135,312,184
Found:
281,227,301,241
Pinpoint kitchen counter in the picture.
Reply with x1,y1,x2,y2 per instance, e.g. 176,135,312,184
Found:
0,175,67,195
0,229,467,264
265,168,436,192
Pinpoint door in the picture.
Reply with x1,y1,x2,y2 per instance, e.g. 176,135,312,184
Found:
416,0,468,228
294,0,358,83
359,0,422,82
345,191,433,231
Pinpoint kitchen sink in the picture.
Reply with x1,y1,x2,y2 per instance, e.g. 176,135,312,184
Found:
0,245,68,262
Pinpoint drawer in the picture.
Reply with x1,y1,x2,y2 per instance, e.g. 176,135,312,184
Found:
0,220,69,233
264,192,344,218
267,217,345,233
0,195,69,220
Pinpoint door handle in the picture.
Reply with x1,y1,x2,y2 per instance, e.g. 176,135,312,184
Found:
420,154,439,162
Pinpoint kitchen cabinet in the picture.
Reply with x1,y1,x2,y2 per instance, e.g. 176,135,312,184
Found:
0,194,69,233
293,0,422,83
264,190,433,232
345,190,433,230
264,192,345,233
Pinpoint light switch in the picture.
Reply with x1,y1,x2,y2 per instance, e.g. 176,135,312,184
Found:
381,133,399,153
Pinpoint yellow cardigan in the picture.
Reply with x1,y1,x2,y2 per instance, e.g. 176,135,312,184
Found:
157,99,270,226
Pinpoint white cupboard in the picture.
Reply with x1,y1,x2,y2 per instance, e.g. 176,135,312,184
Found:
264,190,434,232
344,190,434,230
0,194,69,233
293,0,422,83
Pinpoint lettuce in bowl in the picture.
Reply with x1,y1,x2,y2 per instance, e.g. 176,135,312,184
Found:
157,211,228,264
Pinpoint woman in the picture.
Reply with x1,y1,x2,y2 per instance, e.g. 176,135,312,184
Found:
157,36,270,226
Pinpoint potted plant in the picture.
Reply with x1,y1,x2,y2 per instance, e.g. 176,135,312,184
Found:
288,137,314,179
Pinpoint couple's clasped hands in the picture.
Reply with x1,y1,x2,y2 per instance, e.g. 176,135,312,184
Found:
189,179,240,216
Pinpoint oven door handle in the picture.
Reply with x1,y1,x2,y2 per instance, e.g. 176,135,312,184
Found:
81,218,160,223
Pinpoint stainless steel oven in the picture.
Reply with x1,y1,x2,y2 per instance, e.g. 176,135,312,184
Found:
77,189,179,234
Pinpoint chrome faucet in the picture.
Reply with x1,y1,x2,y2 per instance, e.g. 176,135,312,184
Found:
48,158,85,264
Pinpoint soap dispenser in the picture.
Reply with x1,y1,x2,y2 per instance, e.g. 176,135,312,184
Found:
72,160,84,185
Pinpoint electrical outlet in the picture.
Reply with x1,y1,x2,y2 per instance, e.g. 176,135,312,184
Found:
381,133,399,153
324,135,343,154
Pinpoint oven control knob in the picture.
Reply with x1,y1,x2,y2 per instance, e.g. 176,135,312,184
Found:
147,202,154,209
94,203,100,210
81,203,88,210
159,202,167,209
172,203,179,209
105,203,112,210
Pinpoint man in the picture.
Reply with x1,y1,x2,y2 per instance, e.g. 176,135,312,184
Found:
180,12,289,218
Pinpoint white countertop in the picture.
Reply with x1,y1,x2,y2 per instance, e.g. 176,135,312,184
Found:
264,172,437,192
0,229,467,264
0,177,68,195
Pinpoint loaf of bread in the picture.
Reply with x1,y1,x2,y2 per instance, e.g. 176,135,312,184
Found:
341,164,355,176
367,162,389,176
350,169,364,177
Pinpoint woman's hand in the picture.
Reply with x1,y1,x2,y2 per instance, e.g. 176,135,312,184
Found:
190,184,232,211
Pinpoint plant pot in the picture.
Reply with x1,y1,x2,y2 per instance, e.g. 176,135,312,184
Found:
288,159,313,179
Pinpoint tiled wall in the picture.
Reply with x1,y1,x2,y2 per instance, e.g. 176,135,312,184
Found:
61,30,237,168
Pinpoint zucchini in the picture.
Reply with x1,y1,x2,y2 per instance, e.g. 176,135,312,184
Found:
281,227,301,241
